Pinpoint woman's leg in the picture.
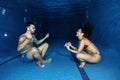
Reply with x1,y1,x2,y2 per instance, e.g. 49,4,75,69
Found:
76,51,86,68
76,51,101,68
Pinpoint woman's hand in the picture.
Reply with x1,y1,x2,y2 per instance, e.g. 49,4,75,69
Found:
64,42,72,47
67,42,72,47
65,42,78,54
64,42,70,50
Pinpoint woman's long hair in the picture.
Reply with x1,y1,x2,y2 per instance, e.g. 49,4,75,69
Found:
81,22,93,38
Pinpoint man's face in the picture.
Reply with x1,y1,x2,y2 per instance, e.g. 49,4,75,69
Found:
28,24,36,33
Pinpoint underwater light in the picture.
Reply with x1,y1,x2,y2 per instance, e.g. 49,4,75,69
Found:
2,8,6,15
4,33,8,37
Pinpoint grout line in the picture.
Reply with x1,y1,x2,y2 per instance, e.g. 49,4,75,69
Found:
0,54,21,65
71,53,89,80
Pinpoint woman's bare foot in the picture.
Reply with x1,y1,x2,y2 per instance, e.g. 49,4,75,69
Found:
79,61,86,68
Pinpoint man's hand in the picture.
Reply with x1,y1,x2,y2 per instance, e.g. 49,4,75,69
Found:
45,33,49,39
26,33,32,39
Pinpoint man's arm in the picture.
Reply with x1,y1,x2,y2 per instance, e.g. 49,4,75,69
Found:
33,33,49,45
17,35,30,51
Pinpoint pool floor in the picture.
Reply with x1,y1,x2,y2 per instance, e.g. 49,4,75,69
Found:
0,41,120,80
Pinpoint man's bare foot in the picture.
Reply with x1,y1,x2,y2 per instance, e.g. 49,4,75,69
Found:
79,61,86,68
43,58,52,63
38,64,45,68
36,61,45,68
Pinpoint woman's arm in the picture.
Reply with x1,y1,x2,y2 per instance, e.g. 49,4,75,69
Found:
66,42,77,50
65,42,78,54
67,47,78,54
65,41,84,54
70,45,77,50
77,40,84,53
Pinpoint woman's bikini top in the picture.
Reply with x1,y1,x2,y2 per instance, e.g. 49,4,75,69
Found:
81,37,93,49
84,45,89,48
84,41,92,49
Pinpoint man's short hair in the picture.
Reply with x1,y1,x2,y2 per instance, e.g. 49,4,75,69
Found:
26,22,34,27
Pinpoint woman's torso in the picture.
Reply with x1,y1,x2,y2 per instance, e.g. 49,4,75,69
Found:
83,38,100,55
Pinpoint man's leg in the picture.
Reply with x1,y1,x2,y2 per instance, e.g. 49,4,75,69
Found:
38,43,48,58
27,47,47,67
38,43,52,63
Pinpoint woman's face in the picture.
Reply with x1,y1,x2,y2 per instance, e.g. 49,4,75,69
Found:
28,24,36,33
76,29,83,40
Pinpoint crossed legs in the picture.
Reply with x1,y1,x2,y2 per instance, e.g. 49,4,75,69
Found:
26,43,52,67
